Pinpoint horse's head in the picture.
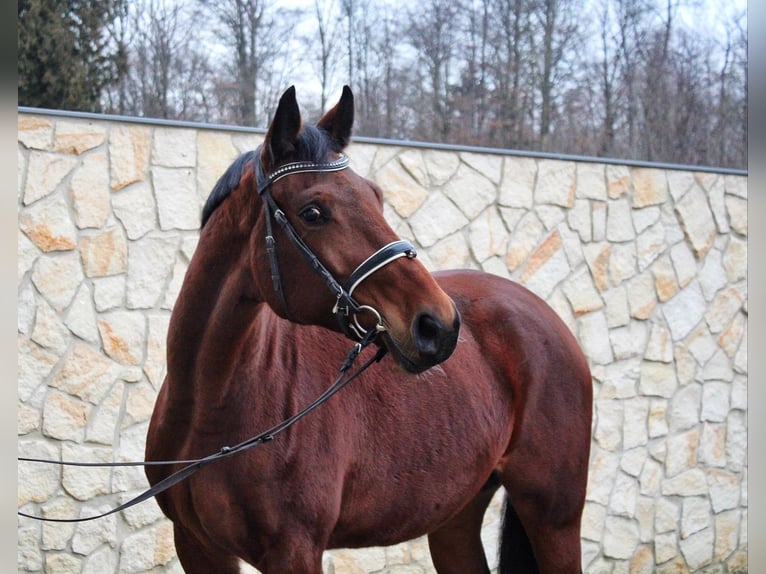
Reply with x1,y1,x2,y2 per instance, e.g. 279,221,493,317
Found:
250,86,460,373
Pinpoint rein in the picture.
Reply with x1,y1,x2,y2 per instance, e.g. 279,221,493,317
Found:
19,329,386,523
19,151,414,523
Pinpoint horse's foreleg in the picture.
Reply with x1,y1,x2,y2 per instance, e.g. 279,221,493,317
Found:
173,524,241,574
427,474,501,574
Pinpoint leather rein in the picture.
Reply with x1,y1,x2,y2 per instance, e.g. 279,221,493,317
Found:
18,152,417,523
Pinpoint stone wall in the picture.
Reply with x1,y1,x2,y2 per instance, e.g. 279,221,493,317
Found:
17,111,748,573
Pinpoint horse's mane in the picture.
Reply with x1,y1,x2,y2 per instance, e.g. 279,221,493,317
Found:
200,125,340,229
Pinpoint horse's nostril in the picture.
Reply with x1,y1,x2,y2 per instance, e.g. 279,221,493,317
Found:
414,313,444,356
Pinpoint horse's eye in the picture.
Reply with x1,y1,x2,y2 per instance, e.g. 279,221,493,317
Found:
299,205,326,225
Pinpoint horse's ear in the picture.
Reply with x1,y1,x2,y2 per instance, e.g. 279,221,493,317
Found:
317,85,354,151
263,86,302,169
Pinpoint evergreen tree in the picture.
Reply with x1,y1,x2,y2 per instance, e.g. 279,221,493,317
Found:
18,0,120,111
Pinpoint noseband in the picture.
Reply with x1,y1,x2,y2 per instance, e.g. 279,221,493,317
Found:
255,150,417,342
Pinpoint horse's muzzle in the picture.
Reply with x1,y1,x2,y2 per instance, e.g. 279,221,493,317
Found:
385,305,460,374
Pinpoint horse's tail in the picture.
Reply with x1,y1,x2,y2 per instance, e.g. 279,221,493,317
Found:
498,495,539,574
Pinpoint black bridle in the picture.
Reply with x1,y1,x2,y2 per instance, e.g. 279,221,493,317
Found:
255,150,417,341
19,150,419,523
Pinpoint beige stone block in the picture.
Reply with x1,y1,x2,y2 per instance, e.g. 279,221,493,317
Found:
18,335,58,402
42,390,89,441
583,243,611,292
110,124,151,191
581,501,607,541
535,159,575,207
603,285,630,327
654,531,678,564
18,115,53,150
718,312,745,358
632,206,660,234
609,471,639,517
587,447,620,504
378,159,429,219
499,156,535,208
506,212,544,271
669,383,701,433
639,457,662,499
41,498,76,549
331,547,387,574
675,184,717,258
563,266,604,316
197,131,240,202
443,162,496,219
655,498,680,534
80,227,128,277
723,236,746,283
153,166,201,231
606,164,631,199
714,509,740,562
119,521,175,571
606,198,635,242
576,162,607,200
65,283,100,344
567,198,591,242
679,526,713,570
651,254,679,303
24,151,79,205
18,439,60,506
427,233,471,270
594,400,623,451
126,234,179,309
632,167,668,207
51,342,120,404
669,241,697,289
626,271,655,320
19,192,78,252
70,149,110,228
725,195,747,236
699,423,727,467
31,250,84,311
124,380,157,427
667,170,695,201
707,469,741,513
662,281,706,340
18,402,40,435
592,200,607,240
468,207,508,262
97,311,146,365
645,323,673,363
72,506,118,557
112,180,157,240
30,296,69,355
519,230,571,299
639,361,677,398
54,120,106,154
86,381,124,445
662,468,708,496
648,399,669,439
423,149,460,186
603,515,640,559
629,544,654,573
665,428,699,477
60,443,112,501
623,397,649,449
46,553,82,572
152,127,196,167
609,242,637,288
636,221,665,272
461,151,503,184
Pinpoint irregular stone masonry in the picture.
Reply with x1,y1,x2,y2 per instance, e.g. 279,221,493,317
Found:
17,112,747,573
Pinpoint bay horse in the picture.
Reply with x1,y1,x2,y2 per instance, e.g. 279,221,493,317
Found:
145,86,592,574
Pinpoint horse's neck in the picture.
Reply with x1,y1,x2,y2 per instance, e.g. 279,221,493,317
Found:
165,225,262,403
